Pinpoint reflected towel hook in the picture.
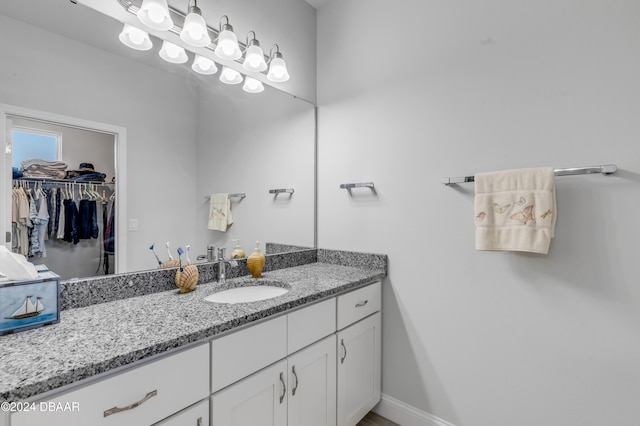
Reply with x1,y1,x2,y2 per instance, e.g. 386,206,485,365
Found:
269,188,294,194
340,182,375,190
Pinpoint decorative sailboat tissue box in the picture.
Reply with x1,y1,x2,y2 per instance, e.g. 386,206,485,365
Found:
0,271,60,335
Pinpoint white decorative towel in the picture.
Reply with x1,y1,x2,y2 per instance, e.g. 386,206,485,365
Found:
474,167,556,254
207,194,233,232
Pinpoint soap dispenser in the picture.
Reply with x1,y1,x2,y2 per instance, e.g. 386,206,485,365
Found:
247,241,265,278
230,239,245,259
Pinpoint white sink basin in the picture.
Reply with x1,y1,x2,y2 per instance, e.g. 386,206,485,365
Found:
204,285,289,304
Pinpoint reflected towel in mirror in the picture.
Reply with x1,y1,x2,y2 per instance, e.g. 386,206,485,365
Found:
208,193,233,232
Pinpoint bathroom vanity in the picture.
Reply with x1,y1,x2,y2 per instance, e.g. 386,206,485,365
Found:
1,250,386,426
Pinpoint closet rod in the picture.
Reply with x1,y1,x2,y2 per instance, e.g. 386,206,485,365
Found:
14,177,114,185
440,164,617,185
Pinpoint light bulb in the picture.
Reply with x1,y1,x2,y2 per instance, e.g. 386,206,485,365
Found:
119,24,153,51
243,77,264,93
192,55,218,75
243,43,267,72
180,7,211,47
220,66,243,85
267,54,290,82
138,0,173,31
159,40,188,64
214,25,241,60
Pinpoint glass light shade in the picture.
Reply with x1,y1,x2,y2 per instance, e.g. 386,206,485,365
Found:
214,26,242,60
267,55,290,82
159,40,188,64
242,43,267,72
192,55,218,75
219,66,243,85
180,9,211,47
119,24,152,51
138,0,173,31
243,77,264,93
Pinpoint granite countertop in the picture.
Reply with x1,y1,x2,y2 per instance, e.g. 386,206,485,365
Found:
0,262,385,402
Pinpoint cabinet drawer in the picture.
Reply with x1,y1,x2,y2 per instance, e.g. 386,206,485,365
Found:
11,344,209,426
336,281,381,330
288,298,336,354
211,315,287,393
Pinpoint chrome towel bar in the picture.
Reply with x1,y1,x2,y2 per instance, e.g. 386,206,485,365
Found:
204,193,246,199
441,164,617,185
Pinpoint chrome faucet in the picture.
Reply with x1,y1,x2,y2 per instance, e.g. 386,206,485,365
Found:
216,247,238,284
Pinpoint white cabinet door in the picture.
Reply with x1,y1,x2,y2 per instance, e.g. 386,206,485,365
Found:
336,313,381,426
211,360,288,426
152,399,208,426
287,335,337,426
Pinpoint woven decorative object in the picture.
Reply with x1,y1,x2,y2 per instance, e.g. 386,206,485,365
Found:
159,260,180,269
175,264,198,293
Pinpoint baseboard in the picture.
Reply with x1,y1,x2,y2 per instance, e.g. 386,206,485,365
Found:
373,393,457,426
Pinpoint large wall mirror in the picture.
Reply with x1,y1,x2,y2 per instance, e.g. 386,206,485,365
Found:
0,0,316,280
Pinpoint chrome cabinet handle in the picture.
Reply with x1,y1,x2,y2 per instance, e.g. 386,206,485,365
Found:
355,300,368,308
291,365,299,396
103,389,158,417
197,417,202,426
279,372,286,404
340,339,347,364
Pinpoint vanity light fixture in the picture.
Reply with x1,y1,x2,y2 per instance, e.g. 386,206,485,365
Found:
266,45,290,83
159,40,188,64
119,23,153,51
137,0,174,31
192,54,218,75
116,0,291,93
242,32,267,72
180,0,211,47
242,76,264,93
214,16,242,61
220,66,243,84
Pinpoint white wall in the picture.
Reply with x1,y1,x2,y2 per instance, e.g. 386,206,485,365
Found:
316,1,640,425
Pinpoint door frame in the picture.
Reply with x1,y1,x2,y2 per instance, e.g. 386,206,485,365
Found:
0,103,128,274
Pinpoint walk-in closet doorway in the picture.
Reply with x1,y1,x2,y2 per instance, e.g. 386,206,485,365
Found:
1,104,127,279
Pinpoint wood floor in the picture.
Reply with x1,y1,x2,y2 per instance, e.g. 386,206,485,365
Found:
357,412,400,426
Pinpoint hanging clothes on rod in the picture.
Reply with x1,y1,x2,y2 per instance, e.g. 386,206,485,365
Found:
11,180,116,276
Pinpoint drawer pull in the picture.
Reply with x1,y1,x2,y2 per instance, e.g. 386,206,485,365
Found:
279,372,286,404
103,389,158,417
355,300,368,308
340,339,347,364
197,417,203,426
292,365,299,396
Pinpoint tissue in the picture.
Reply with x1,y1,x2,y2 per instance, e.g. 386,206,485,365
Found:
0,246,38,280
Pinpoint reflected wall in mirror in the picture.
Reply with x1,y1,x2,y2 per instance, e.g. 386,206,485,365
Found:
0,0,316,280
